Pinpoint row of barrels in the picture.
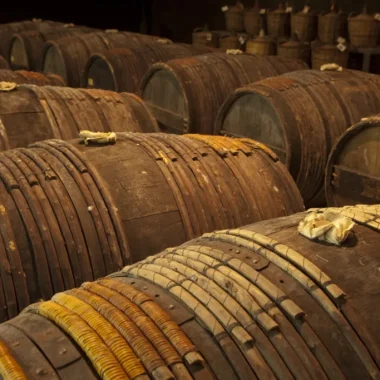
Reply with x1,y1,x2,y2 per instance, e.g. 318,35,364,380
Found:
214,69,380,206
0,19,69,58
0,131,303,322
0,85,158,150
0,204,379,379
128,63,380,206
0,63,378,209
0,52,378,209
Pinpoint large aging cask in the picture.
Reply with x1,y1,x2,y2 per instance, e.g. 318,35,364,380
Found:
0,20,65,60
41,31,172,87
0,204,379,379
83,43,216,93
0,85,158,150
0,70,64,86
215,69,380,206
326,115,380,206
140,53,308,134
0,134,303,321
9,26,97,71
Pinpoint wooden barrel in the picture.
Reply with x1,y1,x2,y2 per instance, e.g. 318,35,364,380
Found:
0,133,303,321
326,115,380,206
0,56,9,69
82,43,216,93
215,69,380,206
140,52,308,134
0,20,65,60
0,85,158,150
9,26,97,71
41,31,173,87
1,203,379,379
0,70,65,86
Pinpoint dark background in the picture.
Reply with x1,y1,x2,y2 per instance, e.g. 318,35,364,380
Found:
1,0,379,42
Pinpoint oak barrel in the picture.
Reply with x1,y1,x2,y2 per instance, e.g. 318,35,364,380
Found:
0,20,65,60
0,70,64,86
0,85,158,150
0,133,303,321
1,204,379,379
0,56,9,69
215,69,380,205
82,43,216,93
140,52,308,134
41,31,172,87
9,26,97,71
326,115,380,206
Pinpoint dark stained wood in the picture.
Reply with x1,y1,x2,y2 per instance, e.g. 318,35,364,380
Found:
0,20,65,60
326,115,380,206
0,133,302,322
140,52,308,134
0,322,59,379
73,133,303,259
216,69,380,206
0,69,65,86
0,85,158,150
83,43,216,93
41,31,173,87
9,26,97,71
1,205,379,378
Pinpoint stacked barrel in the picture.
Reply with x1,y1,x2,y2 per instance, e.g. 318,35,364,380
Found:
215,69,380,206
0,133,303,321
139,53,308,134
0,14,379,380
326,115,380,206
0,85,158,150
0,204,379,379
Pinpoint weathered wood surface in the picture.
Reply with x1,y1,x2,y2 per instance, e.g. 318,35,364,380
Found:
0,69,64,86
0,85,158,150
41,31,172,87
140,52,308,134
9,26,97,71
215,69,380,206
0,20,65,60
1,204,379,379
83,43,216,93
0,133,303,321
326,115,380,206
